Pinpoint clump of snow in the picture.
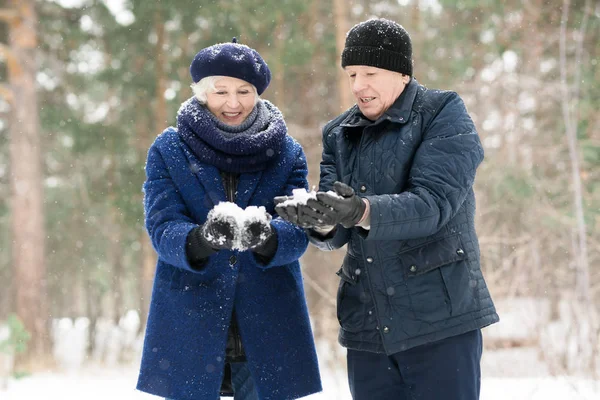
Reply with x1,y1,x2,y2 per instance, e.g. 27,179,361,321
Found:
277,188,344,208
326,190,344,199
243,205,272,223
207,202,271,251
239,205,273,247
278,188,317,207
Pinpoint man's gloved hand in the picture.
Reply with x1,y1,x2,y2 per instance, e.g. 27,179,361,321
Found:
240,212,273,250
274,196,333,229
308,181,366,228
274,196,299,224
201,211,238,250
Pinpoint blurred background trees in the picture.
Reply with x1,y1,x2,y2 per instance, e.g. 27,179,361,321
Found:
0,0,598,375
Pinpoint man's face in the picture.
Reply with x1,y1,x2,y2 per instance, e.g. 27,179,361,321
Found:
344,66,409,121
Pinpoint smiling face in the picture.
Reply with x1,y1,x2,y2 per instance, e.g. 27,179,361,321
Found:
344,65,410,121
205,76,257,126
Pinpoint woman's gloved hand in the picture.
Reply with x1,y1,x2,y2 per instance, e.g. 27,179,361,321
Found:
201,210,238,250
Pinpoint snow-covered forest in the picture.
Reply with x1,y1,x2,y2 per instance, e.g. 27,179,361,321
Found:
1,0,599,399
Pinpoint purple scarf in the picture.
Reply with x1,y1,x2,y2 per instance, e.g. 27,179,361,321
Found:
176,97,287,173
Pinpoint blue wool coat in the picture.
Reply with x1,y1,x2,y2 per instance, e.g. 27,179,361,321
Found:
309,78,499,355
137,127,322,400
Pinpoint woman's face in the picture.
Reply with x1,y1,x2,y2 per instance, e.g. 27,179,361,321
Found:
206,77,256,126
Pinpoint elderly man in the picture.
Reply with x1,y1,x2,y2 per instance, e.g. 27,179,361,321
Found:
276,18,499,400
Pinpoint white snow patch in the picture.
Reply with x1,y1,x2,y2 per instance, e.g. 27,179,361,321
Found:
277,188,343,207
207,202,271,251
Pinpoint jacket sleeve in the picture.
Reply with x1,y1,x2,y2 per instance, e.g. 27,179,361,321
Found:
143,144,208,273
253,146,310,269
307,119,351,251
365,92,484,241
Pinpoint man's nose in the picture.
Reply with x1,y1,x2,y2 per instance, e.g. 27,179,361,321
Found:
352,76,367,94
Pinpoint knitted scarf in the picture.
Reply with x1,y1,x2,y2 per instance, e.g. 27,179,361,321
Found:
177,97,287,173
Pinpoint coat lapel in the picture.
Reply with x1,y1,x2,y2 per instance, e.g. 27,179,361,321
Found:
197,164,227,206
179,137,264,209
178,140,227,207
236,170,263,208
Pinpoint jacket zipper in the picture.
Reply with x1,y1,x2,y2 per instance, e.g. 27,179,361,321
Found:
224,173,242,359
226,173,236,202
356,126,391,355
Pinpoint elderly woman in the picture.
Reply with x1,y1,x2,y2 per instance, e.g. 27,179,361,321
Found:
136,39,322,400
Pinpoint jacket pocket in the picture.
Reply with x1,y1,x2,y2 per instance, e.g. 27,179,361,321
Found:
169,268,211,291
401,234,468,278
335,254,371,333
400,234,473,322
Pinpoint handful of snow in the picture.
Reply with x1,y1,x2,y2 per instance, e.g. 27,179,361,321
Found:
208,202,272,251
277,187,343,208
277,188,317,207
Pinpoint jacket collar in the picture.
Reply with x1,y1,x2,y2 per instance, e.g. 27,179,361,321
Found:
178,137,263,209
340,78,419,128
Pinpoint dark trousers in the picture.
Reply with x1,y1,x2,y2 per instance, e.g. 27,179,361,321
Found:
347,329,483,400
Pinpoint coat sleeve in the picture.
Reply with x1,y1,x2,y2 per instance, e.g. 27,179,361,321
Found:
253,146,310,269
143,143,208,273
307,120,351,251
365,92,484,241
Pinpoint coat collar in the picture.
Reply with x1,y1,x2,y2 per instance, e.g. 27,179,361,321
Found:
340,77,419,128
179,138,263,209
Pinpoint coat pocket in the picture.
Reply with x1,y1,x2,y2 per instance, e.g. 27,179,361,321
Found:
400,234,474,322
169,268,211,291
335,254,371,333
401,234,468,278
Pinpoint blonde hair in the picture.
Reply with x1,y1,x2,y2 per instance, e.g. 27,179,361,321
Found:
191,76,260,105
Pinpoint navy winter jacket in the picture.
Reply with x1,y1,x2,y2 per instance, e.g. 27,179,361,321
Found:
309,78,499,354
137,128,321,400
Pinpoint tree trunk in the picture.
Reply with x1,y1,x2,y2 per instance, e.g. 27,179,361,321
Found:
154,11,167,135
134,11,169,329
6,0,49,367
135,102,154,329
332,0,353,111
559,0,598,375
106,153,124,323
559,0,591,303
272,12,286,112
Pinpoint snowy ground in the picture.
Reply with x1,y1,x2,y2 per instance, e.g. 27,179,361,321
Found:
3,308,599,399
3,357,600,400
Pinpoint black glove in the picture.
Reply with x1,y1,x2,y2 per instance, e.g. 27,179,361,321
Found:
201,212,237,250
185,227,218,269
310,181,366,228
274,196,331,229
240,214,273,250
274,196,299,224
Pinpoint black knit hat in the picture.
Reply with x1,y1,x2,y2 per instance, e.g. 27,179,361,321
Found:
190,38,271,95
341,18,413,76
